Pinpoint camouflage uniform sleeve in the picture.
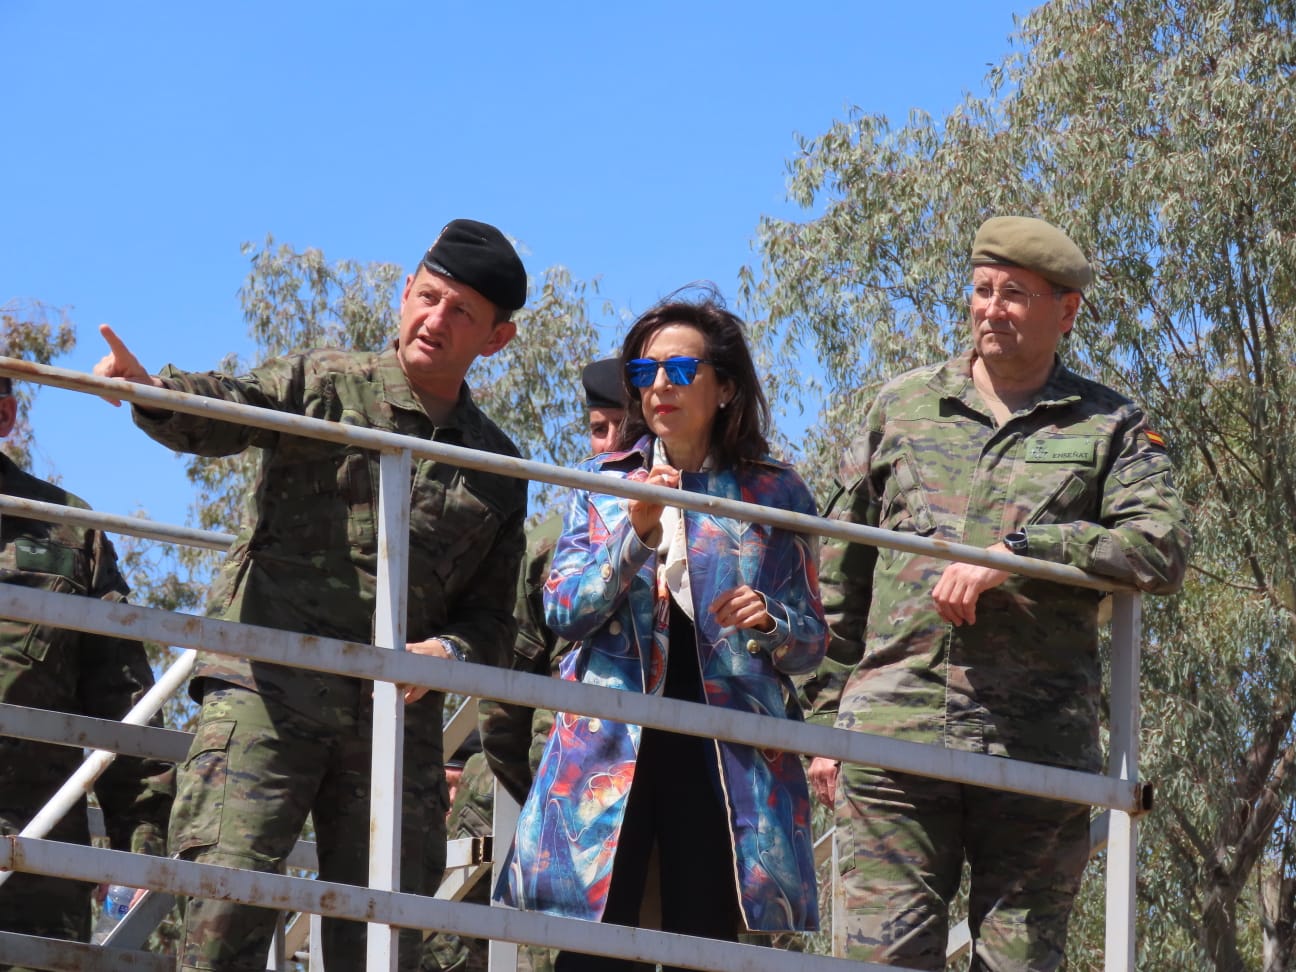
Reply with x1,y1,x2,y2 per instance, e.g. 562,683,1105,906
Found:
479,533,555,806
131,356,305,458
77,529,174,856
435,494,526,669
1025,409,1191,594
801,426,883,728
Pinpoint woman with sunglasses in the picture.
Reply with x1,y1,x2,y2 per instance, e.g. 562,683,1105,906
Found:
496,293,825,969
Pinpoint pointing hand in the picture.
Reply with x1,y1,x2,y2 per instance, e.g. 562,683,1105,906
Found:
93,324,162,406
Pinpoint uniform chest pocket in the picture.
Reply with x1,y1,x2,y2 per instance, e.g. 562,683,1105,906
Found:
408,465,506,591
1024,471,1095,525
881,453,936,536
1,539,87,663
260,449,375,553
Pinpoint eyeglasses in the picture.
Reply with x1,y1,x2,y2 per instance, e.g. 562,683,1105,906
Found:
625,356,714,388
965,284,1066,312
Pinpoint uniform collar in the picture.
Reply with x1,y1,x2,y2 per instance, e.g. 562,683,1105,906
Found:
933,350,1083,412
377,342,487,436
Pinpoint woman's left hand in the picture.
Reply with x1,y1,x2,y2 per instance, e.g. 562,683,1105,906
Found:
710,585,775,634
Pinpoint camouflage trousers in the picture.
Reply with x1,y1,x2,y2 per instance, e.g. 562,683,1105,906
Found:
422,753,552,972
170,681,448,972
0,802,92,972
836,764,1089,971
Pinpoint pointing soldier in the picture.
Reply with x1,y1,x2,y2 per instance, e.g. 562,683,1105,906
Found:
805,216,1191,970
94,219,529,972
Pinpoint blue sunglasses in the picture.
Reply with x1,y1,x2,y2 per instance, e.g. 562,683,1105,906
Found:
625,356,714,388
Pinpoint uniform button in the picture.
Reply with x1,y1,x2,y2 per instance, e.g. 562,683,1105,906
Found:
746,639,761,655
599,563,613,581
608,620,622,635
588,719,602,733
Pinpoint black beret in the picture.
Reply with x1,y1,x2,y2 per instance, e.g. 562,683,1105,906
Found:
582,358,625,409
971,216,1092,291
421,219,528,313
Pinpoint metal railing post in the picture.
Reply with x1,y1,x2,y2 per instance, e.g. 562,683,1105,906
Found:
369,447,412,971
1104,592,1142,971
488,780,521,972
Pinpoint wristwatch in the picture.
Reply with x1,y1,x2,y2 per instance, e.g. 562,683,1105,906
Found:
437,638,467,662
1003,530,1029,555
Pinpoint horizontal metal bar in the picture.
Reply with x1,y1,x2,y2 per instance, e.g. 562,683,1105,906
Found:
2,838,884,972
0,702,193,762
0,585,1140,811
0,929,172,972
0,494,233,551
89,805,321,874
0,357,1120,591
0,650,196,894
434,861,492,906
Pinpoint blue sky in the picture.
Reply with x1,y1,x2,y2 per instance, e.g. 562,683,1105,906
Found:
1,1,1027,530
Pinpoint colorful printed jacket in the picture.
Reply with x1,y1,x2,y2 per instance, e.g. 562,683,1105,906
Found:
803,351,1191,772
496,439,826,932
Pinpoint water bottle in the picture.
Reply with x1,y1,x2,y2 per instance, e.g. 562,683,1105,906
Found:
91,884,135,944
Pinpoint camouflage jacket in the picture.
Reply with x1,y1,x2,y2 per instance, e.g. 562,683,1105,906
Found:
805,351,1191,772
133,344,527,703
0,453,173,854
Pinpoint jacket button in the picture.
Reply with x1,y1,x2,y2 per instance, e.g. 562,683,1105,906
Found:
599,563,613,581
588,719,602,733
608,620,622,635
746,639,761,655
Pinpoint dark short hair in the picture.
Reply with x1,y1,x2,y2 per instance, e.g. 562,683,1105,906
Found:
0,377,12,397
615,289,771,467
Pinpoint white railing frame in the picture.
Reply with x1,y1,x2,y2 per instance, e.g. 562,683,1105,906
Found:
0,358,1145,972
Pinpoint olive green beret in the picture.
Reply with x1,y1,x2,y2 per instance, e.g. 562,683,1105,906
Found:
971,216,1092,291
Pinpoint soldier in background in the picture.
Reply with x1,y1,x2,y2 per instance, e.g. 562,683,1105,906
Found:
423,358,624,972
0,376,174,968
804,216,1191,970
94,218,529,972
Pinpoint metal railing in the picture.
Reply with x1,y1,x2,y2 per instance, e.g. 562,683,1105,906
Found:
0,357,1146,971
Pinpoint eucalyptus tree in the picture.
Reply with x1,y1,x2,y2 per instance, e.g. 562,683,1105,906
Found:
747,1,1296,967
162,235,603,602
0,299,76,471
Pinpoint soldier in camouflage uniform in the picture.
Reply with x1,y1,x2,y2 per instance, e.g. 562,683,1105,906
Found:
93,219,530,972
803,217,1191,970
0,377,174,970
423,359,625,972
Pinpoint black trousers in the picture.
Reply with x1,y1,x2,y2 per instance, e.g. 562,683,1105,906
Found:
556,602,742,972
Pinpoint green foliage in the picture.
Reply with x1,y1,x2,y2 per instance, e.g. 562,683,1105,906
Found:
748,0,1296,966
0,298,77,471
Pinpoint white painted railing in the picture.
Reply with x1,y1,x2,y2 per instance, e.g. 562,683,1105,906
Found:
0,357,1145,972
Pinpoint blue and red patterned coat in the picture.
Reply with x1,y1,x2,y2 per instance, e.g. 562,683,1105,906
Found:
495,439,826,932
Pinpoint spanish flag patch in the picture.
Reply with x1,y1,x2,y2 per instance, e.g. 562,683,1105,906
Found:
1145,429,1166,449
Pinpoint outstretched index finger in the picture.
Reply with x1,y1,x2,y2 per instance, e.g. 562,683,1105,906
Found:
98,323,137,364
